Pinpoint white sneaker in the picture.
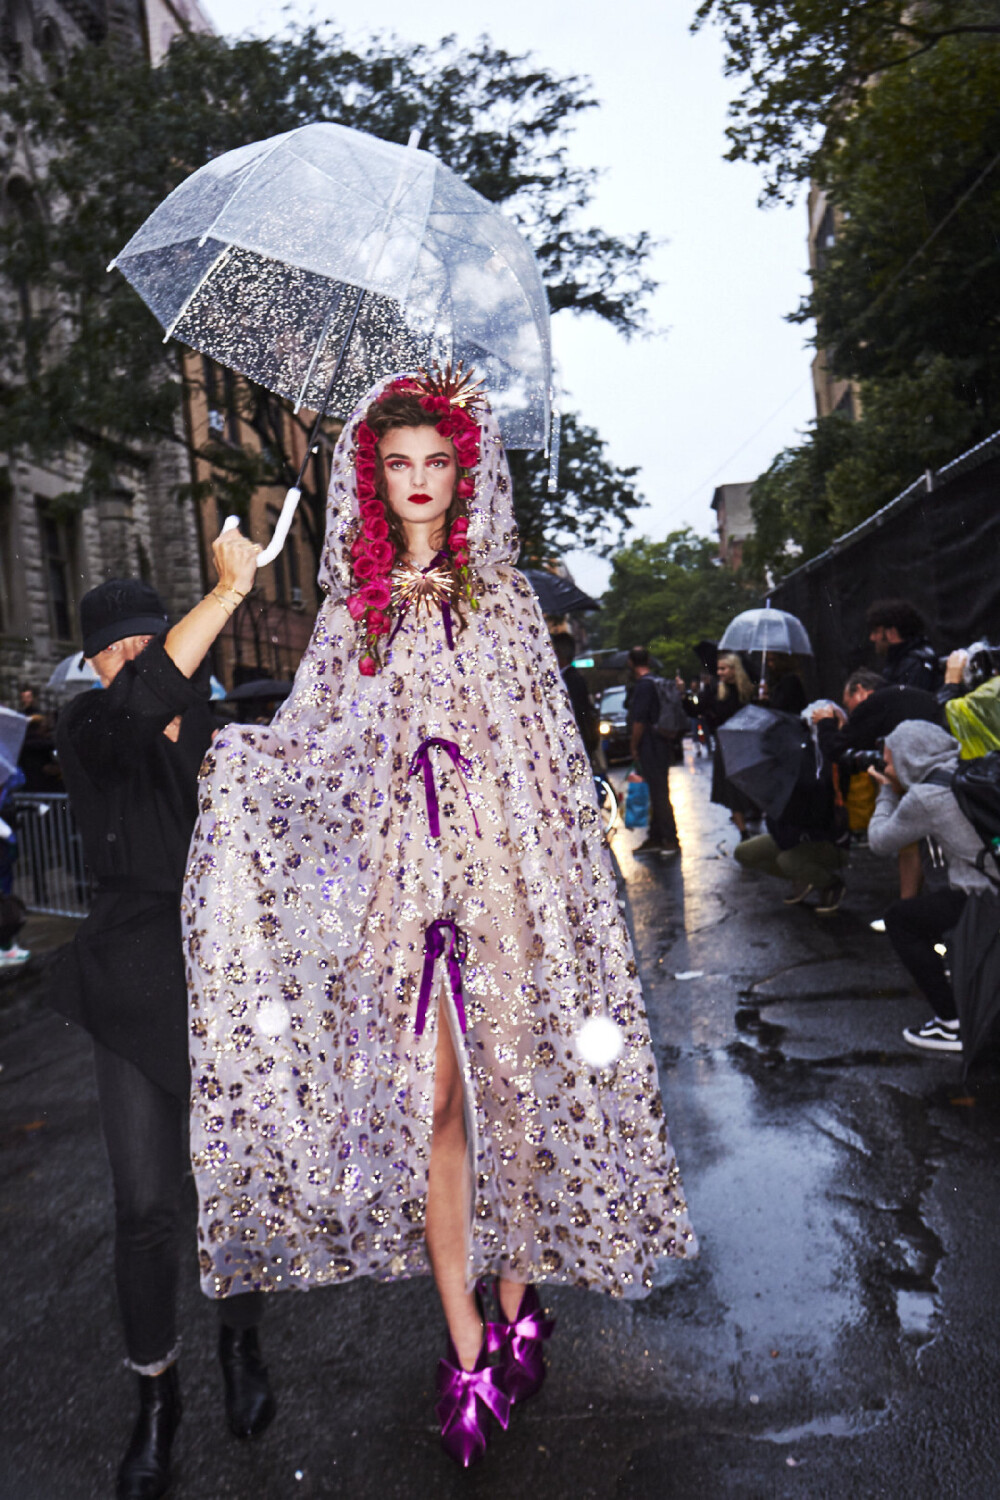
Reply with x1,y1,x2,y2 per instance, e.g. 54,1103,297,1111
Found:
0,945,30,965
902,1017,961,1053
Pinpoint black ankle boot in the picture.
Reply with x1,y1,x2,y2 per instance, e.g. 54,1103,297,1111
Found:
219,1325,276,1439
117,1364,182,1500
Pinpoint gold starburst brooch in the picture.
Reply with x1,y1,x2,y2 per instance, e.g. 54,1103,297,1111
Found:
391,559,461,618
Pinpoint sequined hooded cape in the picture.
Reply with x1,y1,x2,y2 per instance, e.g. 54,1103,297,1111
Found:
184,375,696,1301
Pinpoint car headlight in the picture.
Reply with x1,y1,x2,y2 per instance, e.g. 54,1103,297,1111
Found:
599,720,611,736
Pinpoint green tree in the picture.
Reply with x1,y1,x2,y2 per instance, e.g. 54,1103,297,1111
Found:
747,357,979,580
597,529,755,679
0,27,655,563
692,0,1000,201
508,413,643,563
797,34,1000,421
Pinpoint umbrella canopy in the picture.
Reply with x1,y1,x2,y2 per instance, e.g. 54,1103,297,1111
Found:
111,122,551,452
520,570,600,615
717,704,810,819
0,707,29,780
719,608,813,657
604,649,664,672
950,889,1000,1077
46,652,99,692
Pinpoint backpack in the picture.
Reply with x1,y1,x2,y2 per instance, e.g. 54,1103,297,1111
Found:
926,750,1000,879
652,677,688,738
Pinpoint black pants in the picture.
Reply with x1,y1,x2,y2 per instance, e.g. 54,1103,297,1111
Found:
94,1042,264,1369
638,737,679,848
884,886,968,1020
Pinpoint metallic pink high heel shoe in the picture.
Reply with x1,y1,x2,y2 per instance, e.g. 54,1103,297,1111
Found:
487,1284,555,1405
435,1327,510,1467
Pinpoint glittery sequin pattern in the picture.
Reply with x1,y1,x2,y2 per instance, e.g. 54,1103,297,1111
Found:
183,375,697,1303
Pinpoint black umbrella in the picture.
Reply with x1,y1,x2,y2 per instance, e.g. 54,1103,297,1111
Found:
950,889,1000,1077
226,679,293,701
521,569,601,615
604,649,664,672
694,640,718,674
717,704,810,819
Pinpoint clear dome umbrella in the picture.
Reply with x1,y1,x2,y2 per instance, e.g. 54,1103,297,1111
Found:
109,122,552,564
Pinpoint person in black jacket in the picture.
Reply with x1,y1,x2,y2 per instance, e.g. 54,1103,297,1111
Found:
52,530,276,1500
813,668,944,898
866,599,943,693
627,646,680,855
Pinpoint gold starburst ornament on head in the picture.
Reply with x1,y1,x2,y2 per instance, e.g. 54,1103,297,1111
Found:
390,559,461,619
414,360,486,415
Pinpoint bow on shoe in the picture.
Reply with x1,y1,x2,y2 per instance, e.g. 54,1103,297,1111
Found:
487,1286,555,1404
415,919,468,1036
408,737,482,839
436,1355,511,1446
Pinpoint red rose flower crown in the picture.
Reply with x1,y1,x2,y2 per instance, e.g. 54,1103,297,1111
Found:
346,365,484,675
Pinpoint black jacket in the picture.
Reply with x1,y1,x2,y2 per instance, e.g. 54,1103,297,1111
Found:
817,685,944,773
882,636,942,694
51,639,214,1097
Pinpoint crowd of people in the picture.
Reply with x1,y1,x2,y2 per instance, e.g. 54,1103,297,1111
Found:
603,597,999,1063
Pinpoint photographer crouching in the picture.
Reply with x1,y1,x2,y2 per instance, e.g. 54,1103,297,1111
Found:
50,527,276,1500
867,721,993,1055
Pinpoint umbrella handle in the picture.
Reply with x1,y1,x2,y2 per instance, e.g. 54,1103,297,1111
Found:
221,486,301,567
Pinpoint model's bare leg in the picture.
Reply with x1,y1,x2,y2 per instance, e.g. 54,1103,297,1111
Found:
426,1010,482,1370
732,811,747,836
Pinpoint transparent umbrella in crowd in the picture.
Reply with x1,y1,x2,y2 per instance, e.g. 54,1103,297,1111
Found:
718,607,813,657
0,706,29,781
46,652,100,694
110,121,553,565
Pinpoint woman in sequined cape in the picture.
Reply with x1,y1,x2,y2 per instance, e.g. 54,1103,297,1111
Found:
183,375,696,1342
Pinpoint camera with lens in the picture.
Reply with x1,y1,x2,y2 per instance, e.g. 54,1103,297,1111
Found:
839,745,885,776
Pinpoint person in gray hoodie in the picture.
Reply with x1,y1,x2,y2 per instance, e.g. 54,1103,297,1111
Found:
868,720,992,1053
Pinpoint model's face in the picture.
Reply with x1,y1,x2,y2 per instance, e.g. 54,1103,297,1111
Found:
379,426,456,531
718,661,735,684
87,634,153,689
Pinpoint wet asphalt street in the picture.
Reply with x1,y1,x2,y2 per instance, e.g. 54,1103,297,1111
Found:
3,748,1000,1499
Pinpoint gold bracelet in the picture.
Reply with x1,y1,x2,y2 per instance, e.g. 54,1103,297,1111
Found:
219,584,248,601
215,588,244,608
211,590,235,617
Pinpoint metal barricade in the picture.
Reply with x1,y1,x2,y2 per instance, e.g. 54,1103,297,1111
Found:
9,794,90,918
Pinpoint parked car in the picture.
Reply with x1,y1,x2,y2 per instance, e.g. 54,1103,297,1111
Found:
598,685,631,764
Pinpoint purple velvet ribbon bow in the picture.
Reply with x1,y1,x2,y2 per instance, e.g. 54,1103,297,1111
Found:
408,737,482,840
415,919,468,1036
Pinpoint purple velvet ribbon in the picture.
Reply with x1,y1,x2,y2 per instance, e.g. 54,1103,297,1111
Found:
408,737,482,839
415,919,468,1036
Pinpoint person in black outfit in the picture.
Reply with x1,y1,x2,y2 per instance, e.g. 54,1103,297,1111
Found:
866,599,943,693
813,667,945,898
813,668,945,767
626,646,679,856
52,531,276,1500
553,632,598,757
705,652,758,839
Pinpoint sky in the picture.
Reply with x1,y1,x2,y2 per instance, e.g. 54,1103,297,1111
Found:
203,0,818,595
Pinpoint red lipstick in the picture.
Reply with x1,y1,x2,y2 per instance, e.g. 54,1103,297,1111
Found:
408,493,433,506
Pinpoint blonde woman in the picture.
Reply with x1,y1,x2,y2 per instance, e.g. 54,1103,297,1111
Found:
707,652,757,838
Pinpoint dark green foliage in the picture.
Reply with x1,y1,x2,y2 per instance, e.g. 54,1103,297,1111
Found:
595,529,756,679
693,1,1000,201
0,27,655,561
508,413,644,563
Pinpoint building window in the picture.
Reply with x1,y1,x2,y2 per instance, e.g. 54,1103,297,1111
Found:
37,500,77,641
267,505,301,606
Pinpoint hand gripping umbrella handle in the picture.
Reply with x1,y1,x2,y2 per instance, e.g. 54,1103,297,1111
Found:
221,486,301,566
